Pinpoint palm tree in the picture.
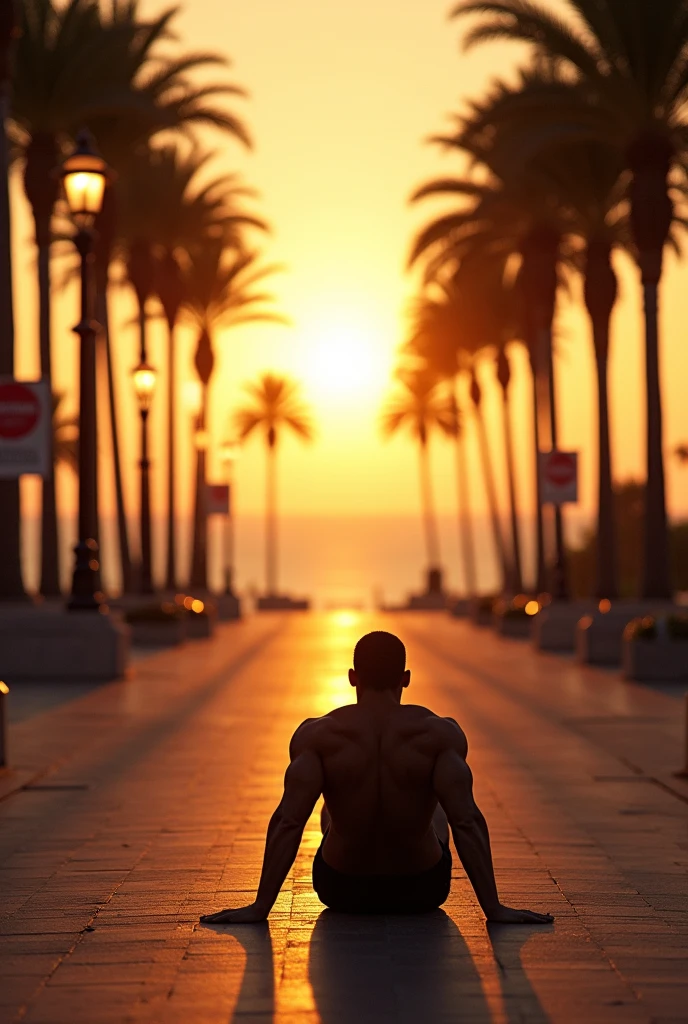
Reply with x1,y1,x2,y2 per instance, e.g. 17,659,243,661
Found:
381,369,450,595
52,393,78,474
117,145,266,591
404,266,515,594
234,374,314,598
182,245,284,590
451,0,688,598
12,0,251,596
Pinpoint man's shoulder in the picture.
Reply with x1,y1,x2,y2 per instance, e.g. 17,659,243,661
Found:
289,709,351,757
400,705,468,756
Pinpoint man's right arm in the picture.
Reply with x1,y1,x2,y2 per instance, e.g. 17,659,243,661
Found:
433,729,553,924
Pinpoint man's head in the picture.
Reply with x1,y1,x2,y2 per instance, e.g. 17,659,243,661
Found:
349,631,410,694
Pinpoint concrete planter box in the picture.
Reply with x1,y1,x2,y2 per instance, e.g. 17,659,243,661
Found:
532,601,595,652
186,606,217,639
215,592,242,621
0,605,130,682
257,595,310,611
577,603,677,666
470,598,495,627
494,613,532,639
449,598,471,618
622,638,688,681
130,617,186,647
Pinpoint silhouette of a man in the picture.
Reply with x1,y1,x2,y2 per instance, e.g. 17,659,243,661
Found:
202,631,553,923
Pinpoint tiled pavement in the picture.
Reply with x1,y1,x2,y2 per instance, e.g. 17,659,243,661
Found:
0,611,687,1024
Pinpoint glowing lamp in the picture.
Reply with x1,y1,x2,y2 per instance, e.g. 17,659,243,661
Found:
219,440,240,468
60,130,108,229
132,361,157,413
525,600,540,617
195,429,210,451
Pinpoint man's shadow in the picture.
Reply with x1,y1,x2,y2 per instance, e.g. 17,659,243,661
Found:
202,912,552,1024
309,908,488,1024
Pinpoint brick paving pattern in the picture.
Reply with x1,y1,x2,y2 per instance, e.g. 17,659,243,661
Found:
1,611,687,1023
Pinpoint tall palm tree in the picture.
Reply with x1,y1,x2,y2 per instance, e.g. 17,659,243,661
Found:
234,374,314,598
12,0,251,596
182,245,284,590
381,369,450,595
451,0,688,598
117,146,266,590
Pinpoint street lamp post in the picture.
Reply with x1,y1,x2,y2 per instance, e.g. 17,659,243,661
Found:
60,131,109,611
219,440,239,598
132,361,157,594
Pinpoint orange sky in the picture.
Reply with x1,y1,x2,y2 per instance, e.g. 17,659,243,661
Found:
11,0,688,528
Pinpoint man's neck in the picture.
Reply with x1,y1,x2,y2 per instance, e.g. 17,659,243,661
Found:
355,687,402,713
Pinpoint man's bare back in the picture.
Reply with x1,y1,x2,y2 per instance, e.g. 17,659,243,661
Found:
293,703,463,875
201,631,553,925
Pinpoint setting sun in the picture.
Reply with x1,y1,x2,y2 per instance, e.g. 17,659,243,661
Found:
302,320,390,401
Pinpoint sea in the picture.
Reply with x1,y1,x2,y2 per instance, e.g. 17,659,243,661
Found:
20,512,591,607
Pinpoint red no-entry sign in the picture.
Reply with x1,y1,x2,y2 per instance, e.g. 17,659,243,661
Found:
0,379,51,479
539,450,578,505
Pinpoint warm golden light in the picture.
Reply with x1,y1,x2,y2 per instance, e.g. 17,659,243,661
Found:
182,380,203,414
599,598,612,613
525,600,540,616
183,596,194,610
195,429,210,451
131,362,157,412
220,440,240,467
191,599,205,613
304,321,389,401
331,610,360,628
0,681,8,694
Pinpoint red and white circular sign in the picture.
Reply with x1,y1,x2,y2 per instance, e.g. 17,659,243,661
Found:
544,451,576,487
0,382,41,439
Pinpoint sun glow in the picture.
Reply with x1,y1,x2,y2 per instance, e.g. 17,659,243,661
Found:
303,320,390,402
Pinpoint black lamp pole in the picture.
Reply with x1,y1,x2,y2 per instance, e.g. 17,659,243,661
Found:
64,135,107,611
139,406,152,593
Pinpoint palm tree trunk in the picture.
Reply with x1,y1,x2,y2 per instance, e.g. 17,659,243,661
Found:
164,317,177,591
418,436,441,574
628,136,673,600
497,350,523,594
528,359,547,594
96,279,132,594
584,237,618,601
452,389,477,597
547,345,569,601
594,346,617,599
470,371,507,592
641,281,671,598
190,391,208,591
37,238,60,596
266,434,277,596
0,84,26,601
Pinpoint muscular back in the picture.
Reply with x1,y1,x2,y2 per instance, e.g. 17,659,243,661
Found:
291,703,467,874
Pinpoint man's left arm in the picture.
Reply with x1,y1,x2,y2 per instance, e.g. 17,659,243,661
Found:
201,741,323,924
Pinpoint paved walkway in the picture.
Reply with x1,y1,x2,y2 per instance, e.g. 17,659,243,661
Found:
1,611,687,1024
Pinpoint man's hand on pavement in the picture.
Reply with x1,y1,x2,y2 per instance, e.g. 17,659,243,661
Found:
200,902,268,924
487,904,554,924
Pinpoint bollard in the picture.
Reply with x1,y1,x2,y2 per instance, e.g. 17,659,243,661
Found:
0,680,8,768
675,692,688,779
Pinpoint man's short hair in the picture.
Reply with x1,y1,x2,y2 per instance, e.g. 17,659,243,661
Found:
353,631,406,691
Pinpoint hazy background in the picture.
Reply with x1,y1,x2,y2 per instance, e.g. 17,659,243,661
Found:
10,0,688,599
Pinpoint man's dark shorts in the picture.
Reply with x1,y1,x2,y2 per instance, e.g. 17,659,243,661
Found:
313,838,452,914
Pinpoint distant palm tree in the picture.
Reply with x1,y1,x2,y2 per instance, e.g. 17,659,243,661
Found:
451,0,688,598
182,246,284,589
381,369,450,594
234,374,314,598
117,144,267,590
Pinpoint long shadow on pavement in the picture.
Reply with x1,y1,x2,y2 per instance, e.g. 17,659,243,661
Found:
309,909,493,1024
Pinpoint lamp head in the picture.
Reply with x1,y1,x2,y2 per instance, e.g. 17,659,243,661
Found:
132,361,157,412
60,129,108,230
